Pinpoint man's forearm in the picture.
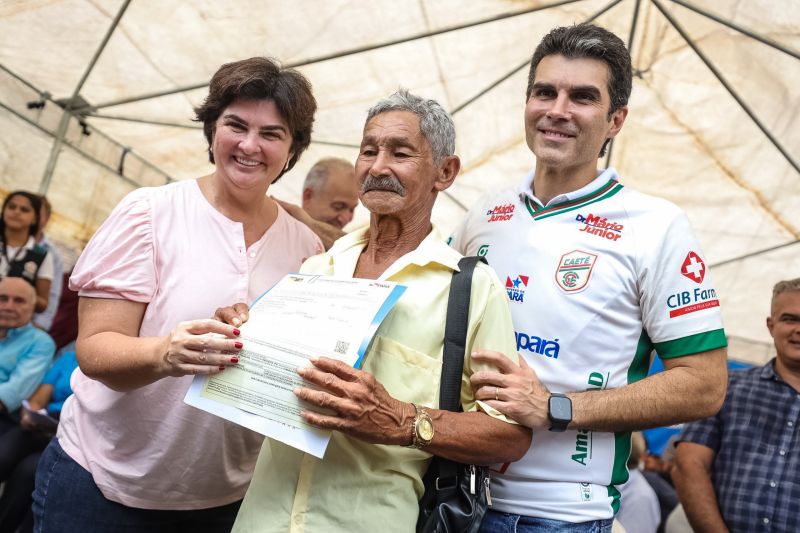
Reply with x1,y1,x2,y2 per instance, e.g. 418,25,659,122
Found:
569,349,726,432
673,459,729,532
427,410,531,465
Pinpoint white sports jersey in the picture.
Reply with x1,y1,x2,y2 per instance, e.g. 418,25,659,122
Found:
449,168,726,522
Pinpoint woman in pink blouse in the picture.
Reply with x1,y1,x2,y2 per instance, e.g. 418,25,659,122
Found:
32,58,323,532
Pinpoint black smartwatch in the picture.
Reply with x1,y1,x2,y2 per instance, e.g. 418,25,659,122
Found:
548,393,572,432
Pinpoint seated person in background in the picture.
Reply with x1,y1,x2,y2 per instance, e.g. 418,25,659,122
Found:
220,89,532,533
672,278,800,532
0,276,55,427
33,195,64,331
275,157,358,249
0,351,78,533
0,192,54,313
43,271,78,352
639,435,679,533
617,432,661,533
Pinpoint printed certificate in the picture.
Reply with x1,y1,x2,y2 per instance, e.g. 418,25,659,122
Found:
184,273,406,458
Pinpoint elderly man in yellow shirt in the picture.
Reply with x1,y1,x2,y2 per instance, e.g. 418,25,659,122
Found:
221,89,531,533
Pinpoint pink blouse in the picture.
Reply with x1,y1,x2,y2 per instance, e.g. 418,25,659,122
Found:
59,179,323,509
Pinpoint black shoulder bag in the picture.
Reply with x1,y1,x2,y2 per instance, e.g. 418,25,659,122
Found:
416,256,491,533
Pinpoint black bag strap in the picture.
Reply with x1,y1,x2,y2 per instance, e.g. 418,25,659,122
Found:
432,256,486,495
440,255,485,412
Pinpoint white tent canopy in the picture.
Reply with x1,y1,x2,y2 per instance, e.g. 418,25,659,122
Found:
1,0,798,363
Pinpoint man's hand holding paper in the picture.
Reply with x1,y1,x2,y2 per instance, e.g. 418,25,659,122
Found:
296,357,414,445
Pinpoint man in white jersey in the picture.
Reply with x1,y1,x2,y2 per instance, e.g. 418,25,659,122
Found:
449,23,728,532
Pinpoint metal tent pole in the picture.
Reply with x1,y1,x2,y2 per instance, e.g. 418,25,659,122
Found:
75,0,590,113
669,0,800,60
0,100,159,188
604,0,642,168
451,0,625,117
651,0,799,175
88,113,202,130
710,240,799,268
38,0,132,194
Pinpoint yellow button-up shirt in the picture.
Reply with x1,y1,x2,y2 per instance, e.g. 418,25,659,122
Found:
233,226,518,533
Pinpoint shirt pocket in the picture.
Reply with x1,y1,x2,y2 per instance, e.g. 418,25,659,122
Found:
363,335,442,408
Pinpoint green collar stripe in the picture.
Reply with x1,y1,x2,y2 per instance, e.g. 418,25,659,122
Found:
523,179,623,221
534,181,623,220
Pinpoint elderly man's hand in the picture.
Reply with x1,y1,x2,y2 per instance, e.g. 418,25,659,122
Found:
295,357,414,445
470,350,552,429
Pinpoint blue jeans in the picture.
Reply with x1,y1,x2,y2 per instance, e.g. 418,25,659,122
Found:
480,509,614,532
32,439,241,533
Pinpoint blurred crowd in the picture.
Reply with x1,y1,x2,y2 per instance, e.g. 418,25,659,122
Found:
0,190,79,532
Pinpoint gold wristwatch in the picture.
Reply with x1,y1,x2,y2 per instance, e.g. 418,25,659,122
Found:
407,403,434,449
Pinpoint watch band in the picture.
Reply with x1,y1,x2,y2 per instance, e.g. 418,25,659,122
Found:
548,393,572,432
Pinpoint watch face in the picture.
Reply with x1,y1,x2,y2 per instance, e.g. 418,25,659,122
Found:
549,396,572,422
418,418,435,441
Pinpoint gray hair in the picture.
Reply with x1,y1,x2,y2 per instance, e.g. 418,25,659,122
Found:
365,89,455,163
303,157,354,191
773,278,800,309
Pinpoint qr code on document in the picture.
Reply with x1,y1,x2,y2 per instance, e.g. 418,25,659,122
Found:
334,340,349,355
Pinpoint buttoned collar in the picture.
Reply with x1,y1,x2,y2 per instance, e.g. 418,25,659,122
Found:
517,167,621,207
324,223,460,280
1,321,35,341
759,359,779,381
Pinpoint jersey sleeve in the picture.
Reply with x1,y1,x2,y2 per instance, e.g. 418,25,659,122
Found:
69,188,156,303
638,209,727,359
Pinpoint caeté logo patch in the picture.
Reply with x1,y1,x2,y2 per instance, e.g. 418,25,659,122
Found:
555,250,598,293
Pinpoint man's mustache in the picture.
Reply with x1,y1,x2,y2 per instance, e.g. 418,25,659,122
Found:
361,175,406,197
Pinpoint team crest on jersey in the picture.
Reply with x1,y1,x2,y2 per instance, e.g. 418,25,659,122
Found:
505,274,528,302
555,250,597,293
486,203,515,222
477,244,489,257
680,251,706,283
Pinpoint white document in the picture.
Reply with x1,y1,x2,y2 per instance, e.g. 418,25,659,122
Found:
185,273,406,458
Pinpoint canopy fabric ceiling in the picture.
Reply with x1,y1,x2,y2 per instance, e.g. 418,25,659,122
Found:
0,0,798,363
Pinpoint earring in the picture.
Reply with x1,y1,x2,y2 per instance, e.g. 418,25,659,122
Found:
284,160,290,171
